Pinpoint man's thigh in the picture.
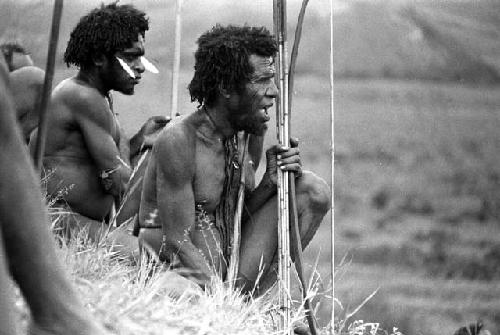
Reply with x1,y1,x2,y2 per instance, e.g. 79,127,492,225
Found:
238,196,279,282
237,170,330,281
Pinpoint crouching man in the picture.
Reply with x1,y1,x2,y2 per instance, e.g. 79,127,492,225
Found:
138,25,330,294
30,3,168,259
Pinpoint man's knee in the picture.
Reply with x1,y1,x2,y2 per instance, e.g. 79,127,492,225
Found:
295,171,331,249
297,170,331,215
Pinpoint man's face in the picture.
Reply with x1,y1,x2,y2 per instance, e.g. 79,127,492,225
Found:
108,34,146,95
230,54,278,136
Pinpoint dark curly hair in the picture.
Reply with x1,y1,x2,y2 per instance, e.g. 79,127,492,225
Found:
188,25,277,107
64,3,149,68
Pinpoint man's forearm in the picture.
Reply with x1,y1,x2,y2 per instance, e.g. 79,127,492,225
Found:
129,131,144,160
244,174,276,217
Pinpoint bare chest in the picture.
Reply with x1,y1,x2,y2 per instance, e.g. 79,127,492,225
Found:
193,142,226,212
192,138,256,213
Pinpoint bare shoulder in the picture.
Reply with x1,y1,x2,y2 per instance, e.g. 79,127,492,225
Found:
9,66,44,89
52,77,110,125
153,116,197,181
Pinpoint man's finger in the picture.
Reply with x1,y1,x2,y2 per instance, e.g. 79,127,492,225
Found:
278,163,302,174
152,116,170,125
290,137,299,148
277,154,301,166
277,148,300,159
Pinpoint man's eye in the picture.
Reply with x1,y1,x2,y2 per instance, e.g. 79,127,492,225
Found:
121,54,139,62
259,78,273,84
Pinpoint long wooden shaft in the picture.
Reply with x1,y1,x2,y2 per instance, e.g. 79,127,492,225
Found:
287,1,318,333
289,178,319,335
227,132,249,287
274,0,292,333
170,0,183,118
33,0,64,170
288,0,308,109
330,0,335,329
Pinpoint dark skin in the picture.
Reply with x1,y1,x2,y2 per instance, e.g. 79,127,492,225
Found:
0,55,107,335
29,35,168,258
10,65,44,142
2,51,45,142
139,54,330,292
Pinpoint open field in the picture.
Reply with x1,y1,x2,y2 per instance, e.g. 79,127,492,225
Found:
335,78,500,335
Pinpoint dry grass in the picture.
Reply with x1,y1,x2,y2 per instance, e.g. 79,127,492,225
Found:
11,207,332,335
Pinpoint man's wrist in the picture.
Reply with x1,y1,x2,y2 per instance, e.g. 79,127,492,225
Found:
260,175,276,191
129,133,145,158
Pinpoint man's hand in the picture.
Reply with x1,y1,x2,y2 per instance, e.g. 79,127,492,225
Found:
139,115,171,149
263,137,302,186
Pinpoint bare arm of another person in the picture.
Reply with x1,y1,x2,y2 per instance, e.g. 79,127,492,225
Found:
128,115,170,162
73,93,131,197
0,57,105,335
9,66,44,140
155,129,213,286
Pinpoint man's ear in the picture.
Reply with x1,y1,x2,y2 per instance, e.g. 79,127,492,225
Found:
218,84,231,99
92,53,107,67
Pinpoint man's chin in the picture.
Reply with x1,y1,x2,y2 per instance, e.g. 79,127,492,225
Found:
118,88,135,95
247,126,267,136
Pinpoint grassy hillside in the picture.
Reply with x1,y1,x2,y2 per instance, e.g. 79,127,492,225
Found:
333,0,500,84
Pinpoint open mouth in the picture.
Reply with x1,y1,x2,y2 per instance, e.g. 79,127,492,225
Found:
262,105,272,122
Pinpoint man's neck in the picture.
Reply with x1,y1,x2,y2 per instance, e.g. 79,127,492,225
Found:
203,105,236,139
76,69,108,97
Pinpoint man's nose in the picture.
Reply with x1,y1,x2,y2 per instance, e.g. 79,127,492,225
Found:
134,58,145,74
266,81,278,97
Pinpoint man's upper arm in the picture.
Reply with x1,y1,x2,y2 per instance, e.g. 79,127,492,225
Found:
70,92,130,193
118,125,131,166
10,67,45,138
155,128,195,242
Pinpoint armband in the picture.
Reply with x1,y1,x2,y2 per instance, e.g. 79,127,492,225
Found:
99,166,120,180
99,166,120,191
140,141,153,153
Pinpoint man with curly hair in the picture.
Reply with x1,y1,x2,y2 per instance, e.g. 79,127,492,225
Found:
1,41,45,142
30,3,168,259
138,25,330,295
0,50,107,335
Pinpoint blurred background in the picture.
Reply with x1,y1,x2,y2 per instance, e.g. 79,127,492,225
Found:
333,1,500,334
